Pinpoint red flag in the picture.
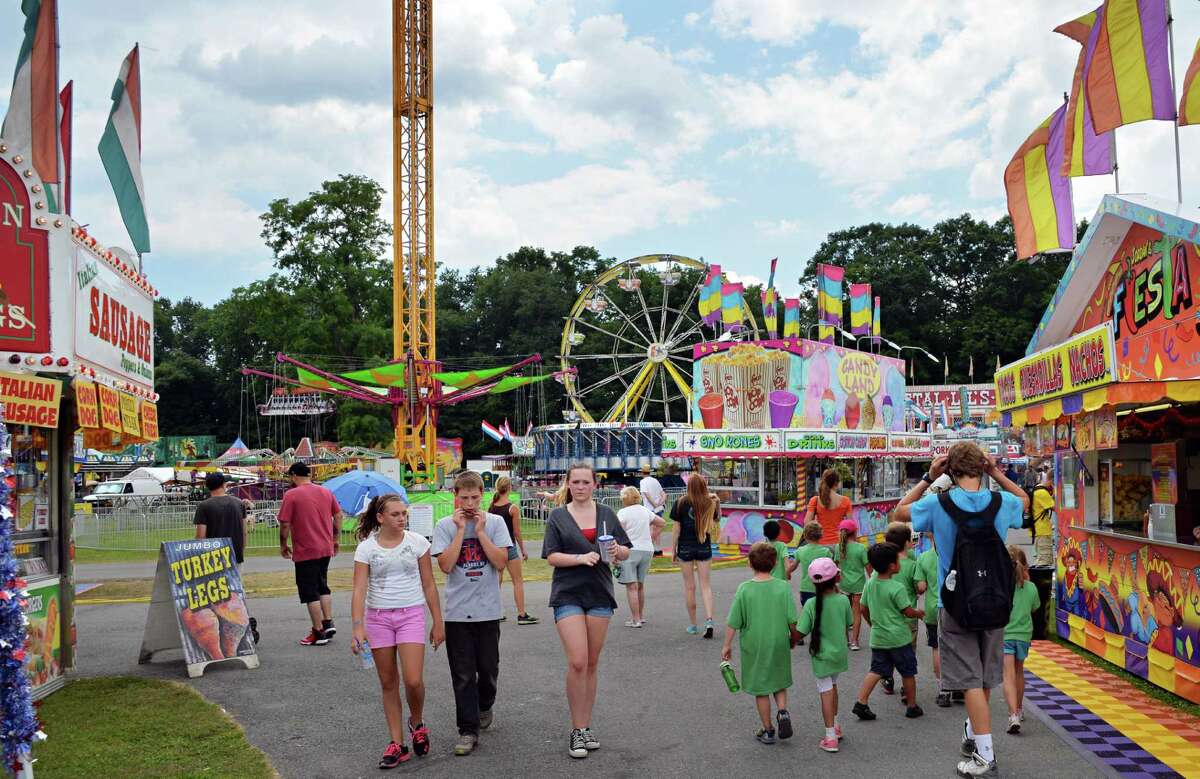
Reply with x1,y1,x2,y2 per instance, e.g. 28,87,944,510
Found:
59,81,72,214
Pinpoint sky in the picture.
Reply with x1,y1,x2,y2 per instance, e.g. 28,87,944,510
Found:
3,0,1200,304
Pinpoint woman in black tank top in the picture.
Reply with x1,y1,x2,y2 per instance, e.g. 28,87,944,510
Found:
489,477,539,625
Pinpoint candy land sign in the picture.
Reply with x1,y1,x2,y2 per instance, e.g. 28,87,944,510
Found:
139,538,259,678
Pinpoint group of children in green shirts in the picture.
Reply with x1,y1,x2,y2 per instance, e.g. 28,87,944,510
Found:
721,517,1042,751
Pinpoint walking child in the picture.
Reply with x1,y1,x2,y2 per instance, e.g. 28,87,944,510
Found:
833,518,868,650
762,520,797,581
795,557,853,753
1002,546,1040,734
881,522,923,699
915,532,949,706
432,471,513,756
351,495,445,768
794,520,833,606
853,542,925,721
721,542,800,745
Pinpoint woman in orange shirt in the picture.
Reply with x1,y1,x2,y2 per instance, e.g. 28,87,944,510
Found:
803,469,852,545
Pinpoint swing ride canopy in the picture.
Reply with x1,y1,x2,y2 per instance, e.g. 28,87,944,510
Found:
290,359,559,402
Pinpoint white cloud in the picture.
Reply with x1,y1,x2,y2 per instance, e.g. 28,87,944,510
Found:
754,218,803,236
684,12,702,27
886,194,933,218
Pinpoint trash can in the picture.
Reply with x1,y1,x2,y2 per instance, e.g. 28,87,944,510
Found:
1029,565,1054,641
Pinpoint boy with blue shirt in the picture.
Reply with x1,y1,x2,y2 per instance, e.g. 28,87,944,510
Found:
895,443,1027,779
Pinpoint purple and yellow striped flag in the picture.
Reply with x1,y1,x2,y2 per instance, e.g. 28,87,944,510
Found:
1005,104,1075,260
1084,0,1175,134
872,296,881,344
1056,8,1115,177
698,264,722,324
783,298,800,338
849,283,871,336
761,258,779,338
816,263,844,344
721,282,744,333
1178,39,1200,126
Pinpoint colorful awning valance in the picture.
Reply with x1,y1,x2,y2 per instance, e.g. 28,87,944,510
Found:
1002,380,1200,427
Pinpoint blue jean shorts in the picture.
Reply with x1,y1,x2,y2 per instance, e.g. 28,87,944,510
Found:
553,604,615,623
870,644,918,679
1003,639,1031,661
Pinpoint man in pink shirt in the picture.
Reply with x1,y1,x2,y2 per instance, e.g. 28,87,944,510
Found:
278,462,344,646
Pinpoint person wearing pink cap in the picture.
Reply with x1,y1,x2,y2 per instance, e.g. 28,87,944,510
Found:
795,556,852,752
833,518,868,650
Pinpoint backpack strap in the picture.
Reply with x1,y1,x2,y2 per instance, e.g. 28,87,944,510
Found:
936,490,1003,524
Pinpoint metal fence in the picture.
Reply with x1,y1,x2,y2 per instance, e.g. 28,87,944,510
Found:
73,488,687,551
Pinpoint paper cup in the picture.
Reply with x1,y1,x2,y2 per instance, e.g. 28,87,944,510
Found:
699,393,724,429
768,390,798,428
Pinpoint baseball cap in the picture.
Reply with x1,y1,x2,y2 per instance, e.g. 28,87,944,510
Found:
808,557,839,583
837,518,858,534
287,462,311,477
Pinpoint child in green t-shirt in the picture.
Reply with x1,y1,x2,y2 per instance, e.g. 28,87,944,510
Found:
833,518,868,651
879,523,922,700
1003,546,1040,734
914,534,949,707
796,556,852,753
794,521,833,605
853,542,925,721
722,542,800,745
762,520,797,581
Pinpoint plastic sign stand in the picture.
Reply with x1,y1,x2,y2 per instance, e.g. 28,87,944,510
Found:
138,539,259,678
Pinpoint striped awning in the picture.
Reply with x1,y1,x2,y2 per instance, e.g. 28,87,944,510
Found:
1001,380,1200,427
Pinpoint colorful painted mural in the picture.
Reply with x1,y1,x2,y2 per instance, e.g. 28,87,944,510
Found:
716,502,901,551
1071,223,1200,383
1056,518,1200,702
692,340,906,432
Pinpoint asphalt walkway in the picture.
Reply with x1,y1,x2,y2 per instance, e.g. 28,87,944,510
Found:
74,563,1102,778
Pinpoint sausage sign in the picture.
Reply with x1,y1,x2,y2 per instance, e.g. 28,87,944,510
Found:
74,249,154,388
138,539,259,678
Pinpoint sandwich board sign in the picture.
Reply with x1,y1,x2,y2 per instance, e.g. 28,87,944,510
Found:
138,538,259,678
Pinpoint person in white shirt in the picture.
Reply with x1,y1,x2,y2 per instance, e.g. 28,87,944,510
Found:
638,466,667,556
617,487,665,627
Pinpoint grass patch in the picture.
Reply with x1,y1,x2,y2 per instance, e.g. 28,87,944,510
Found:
32,677,274,779
1050,636,1200,718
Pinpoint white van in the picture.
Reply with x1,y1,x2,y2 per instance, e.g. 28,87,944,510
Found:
83,467,174,505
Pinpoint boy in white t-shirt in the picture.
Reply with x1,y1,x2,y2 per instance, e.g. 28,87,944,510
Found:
351,494,445,768
617,486,666,627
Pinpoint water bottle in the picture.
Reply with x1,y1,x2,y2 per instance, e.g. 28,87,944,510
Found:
359,639,375,670
720,661,740,693
945,569,958,592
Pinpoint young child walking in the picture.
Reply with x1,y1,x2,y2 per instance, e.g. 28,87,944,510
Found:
833,518,868,650
854,542,925,721
915,532,949,706
722,542,800,745
881,523,922,699
1003,545,1040,734
796,557,853,753
762,520,796,581
794,521,833,605
351,494,446,768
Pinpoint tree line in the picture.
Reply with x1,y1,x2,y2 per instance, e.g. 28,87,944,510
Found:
154,174,1070,459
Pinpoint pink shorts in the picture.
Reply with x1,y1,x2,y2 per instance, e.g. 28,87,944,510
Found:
365,605,427,648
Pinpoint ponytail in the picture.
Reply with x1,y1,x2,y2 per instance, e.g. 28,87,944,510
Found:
1007,544,1029,586
356,493,407,541
809,578,839,657
818,468,839,510
838,528,851,563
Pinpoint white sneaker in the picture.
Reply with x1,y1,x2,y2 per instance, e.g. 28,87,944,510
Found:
1007,713,1021,734
957,753,998,777
624,619,643,628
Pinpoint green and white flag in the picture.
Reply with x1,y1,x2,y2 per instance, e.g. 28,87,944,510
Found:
98,44,149,254
3,0,62,212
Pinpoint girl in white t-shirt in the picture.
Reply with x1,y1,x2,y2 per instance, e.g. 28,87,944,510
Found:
616,486,665,628
352,494,445,768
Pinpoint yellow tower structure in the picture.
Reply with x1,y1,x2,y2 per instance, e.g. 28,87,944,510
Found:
392,0,439,482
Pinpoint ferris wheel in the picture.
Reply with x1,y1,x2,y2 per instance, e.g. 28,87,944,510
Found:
560,254,759,424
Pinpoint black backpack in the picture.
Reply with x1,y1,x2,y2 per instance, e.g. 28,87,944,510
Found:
938,491,1014,630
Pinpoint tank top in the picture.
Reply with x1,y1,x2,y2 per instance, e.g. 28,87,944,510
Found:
489,500,515,538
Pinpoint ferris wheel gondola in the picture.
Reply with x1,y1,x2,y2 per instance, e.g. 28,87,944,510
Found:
560,254,759,424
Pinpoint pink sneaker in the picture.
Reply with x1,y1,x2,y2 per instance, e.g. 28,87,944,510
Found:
835,725,843,741
820,736,839,753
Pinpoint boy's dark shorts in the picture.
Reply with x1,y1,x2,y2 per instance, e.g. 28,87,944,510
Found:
870,644,918,679
926,621,939,649
294,556,332,603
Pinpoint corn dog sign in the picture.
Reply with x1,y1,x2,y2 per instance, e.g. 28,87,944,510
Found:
138,538,259,678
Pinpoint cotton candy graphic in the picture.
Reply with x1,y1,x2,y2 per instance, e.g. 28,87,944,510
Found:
882,396,895,429
885,367,906,430
844,393,861,429
862,396,877,429
820,389,838,427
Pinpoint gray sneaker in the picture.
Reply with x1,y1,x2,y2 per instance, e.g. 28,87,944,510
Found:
580,727,600,750
957,753,998,777
961,723,975,758
479,709,494,730
568,729,588,759
453,733,477,756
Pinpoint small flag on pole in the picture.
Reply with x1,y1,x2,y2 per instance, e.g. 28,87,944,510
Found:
968,355,975,382
698,264,722,324
782,298,800,338
481,421,504,442
943,354,949,383
721,283,744,333
99,44,151,254
871,296,881,345
59,80,72,215
761,258,779,338
816,264,844,344
849,283,872,336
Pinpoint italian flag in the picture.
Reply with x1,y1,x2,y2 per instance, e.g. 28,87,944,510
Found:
98,44,150,254
2,0,61,212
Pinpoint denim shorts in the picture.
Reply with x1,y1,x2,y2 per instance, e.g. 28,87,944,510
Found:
553,604,615,623
870,644,918,679
799,591,817,606
675,543,712,562
507,545,521,562
1003,639,1031,661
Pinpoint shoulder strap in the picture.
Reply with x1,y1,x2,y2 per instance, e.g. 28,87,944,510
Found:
936,491,970,523
980,491,1004,521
